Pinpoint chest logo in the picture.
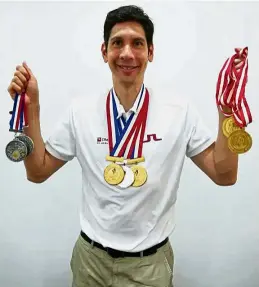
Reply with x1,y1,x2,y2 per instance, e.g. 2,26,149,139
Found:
97,134,162,144
143,134,162,143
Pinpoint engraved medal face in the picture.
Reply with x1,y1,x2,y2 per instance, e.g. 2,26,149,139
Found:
5,139,28,162
222,117,243,138
15,134,34,155
131,165,148,187
104,163,125,185
227,130,252,154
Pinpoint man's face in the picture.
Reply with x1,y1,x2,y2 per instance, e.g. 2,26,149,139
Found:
101,21,154,84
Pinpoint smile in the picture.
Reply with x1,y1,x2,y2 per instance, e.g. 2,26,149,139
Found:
117,65,138,70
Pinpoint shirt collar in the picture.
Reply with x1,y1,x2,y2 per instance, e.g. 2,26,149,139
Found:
112,84,145,119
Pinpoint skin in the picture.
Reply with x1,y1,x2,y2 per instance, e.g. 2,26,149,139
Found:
7,21,241,184
101,21,154,111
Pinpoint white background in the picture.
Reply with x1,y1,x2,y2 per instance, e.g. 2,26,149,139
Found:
0,1,258,287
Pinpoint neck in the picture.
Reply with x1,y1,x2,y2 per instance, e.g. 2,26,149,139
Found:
112,77,144,112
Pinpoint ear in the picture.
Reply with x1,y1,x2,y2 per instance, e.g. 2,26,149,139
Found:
148,44,154,62
101,43,108,63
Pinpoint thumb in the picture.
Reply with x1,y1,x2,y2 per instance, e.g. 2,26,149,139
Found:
22,61,34,78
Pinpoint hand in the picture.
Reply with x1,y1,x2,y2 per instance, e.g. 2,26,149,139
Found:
234,47,247,73
7,62,39,106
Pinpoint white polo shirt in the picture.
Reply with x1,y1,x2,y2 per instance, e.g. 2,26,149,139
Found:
45,85,214,252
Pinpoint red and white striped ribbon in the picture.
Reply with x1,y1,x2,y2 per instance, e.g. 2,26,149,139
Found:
216,47,252,128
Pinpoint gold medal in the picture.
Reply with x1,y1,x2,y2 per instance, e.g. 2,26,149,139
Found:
227,130,252,154
131,165,148,187
222,117,243,138
104,163,125,185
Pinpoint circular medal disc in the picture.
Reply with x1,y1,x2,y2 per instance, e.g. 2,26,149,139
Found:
118,166,135,189
104,163,125,185
131,165,148,187
5,139,28,162
222,117,243,138
227,130,252,154
15,134,34,155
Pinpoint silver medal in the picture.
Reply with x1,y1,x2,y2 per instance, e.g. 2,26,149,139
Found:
5,139,28,162
118,166,135,189
15,134,34,155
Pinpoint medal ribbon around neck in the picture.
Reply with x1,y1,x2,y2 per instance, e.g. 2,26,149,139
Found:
106,84,149,160
215,47,252,128
9,92,28,132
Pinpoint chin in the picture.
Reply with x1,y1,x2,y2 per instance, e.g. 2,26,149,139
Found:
119,73,142,83
120,77,139,85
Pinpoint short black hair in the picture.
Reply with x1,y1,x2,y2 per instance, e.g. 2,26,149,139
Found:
103,5,154,48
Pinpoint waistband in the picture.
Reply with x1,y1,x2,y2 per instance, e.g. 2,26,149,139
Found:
80,231,168,258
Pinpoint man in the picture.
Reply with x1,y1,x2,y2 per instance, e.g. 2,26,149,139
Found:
7,5,238,287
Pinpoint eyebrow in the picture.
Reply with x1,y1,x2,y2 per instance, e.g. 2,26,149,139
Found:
133,37,146,42
109,36,122,42
109,36,146,42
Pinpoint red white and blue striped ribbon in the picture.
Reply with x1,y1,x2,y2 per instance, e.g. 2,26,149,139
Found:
106,84,149,159
9,93,28,132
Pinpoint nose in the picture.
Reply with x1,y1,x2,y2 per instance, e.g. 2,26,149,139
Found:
120,44,134,60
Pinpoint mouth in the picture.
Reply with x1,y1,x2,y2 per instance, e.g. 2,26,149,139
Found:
117,65,139,71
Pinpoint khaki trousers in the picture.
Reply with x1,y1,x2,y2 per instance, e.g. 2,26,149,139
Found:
70,234,174,287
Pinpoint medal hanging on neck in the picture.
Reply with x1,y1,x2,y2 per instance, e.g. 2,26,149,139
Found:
104,84,149,188
5,93,34,162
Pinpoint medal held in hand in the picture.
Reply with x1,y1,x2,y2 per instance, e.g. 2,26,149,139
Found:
216,47,253,154
104,84,149,188
5,92,34,162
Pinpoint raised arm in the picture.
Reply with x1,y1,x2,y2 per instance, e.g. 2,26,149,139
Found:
191,106,238,186
7,62,67,183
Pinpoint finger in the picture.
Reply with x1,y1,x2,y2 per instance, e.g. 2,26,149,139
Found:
235,48,242,53
8,82,22,98
234,60,242,66
235,61,243,69
22,61,34,77
234,59,241,64
16,65,30,81
14,70,28,86
235,47,248,58
12,76,26,92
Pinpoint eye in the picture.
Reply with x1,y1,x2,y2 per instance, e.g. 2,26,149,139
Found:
134,40,145,48
112,39,122,46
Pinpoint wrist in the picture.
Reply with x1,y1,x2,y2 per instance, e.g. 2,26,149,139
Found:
27,102,40,110
218,105,232,114
26,103,40,123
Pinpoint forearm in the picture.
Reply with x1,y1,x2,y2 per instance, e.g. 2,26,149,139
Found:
23,104,46,179
214,108,238,176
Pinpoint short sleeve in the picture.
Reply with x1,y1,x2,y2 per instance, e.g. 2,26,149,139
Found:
45,102,76,161
185,103,215,158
